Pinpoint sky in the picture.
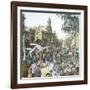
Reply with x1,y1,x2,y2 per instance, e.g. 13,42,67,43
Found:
23,12,67,40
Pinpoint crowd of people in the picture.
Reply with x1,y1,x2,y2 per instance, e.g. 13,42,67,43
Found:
22,45,79,78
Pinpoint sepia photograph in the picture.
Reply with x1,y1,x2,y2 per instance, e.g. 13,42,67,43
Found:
20,10,80,79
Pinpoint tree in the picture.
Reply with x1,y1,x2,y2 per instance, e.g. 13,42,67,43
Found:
57,14,79,36
58,14,80,50
46,18,52,32
46,18,53,45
